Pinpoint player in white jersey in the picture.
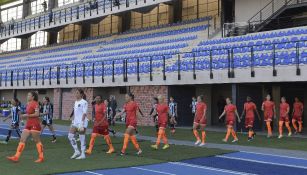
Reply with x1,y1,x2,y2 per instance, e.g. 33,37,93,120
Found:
68,89,89,160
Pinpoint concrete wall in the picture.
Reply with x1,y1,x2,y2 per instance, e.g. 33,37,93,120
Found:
235,0,271,22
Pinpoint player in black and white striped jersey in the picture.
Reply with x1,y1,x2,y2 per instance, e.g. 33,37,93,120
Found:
1,98,22,144
169,97,178,134
40,96,57,143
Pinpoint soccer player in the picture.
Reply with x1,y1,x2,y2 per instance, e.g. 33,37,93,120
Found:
193,95,207,146
0,98,22,144
278,97,292,138
261,94,276,138
190,96,197,118
241,96,261,141
150,95,170,150
105,99,116,136
149,97,159,133
116,93,142,156
292,97,304,134
7,91,44,163
219,98,241,143
169,96,178,134
68,89,89,159
86,95,115,155
40,96,56,143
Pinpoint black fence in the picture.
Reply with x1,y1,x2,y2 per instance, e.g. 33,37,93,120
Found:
0,0,152,38
0,38,305,88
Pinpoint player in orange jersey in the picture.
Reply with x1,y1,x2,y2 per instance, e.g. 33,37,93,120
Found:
241,96,261,141
278,97,292,138
150,95,170,150
86,95,115,155
193,95,207,146
292,97,304,134
7,91,44,163
116,93,142,156
261,94,276,138
219,98,241,143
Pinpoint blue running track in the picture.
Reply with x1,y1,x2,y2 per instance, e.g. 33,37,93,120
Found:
58,151,307,175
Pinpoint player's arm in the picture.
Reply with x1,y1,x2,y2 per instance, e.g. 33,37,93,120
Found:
175,104,178,117
292,104,295,117
22,107,40,118
218,110,226,119
149,108,157,118
201,107,207,121
138,108,145,117
82,102,88,121
115,108,126,118
69,109,74,120
286,105,290,116
273,104,276,119
149,107,155,116
240,105,246,119
235,110,241,123
255,108,261,121
261,102,264,111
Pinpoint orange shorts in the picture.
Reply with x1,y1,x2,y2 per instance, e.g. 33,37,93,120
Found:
126,120,137,129
24,121,41,132
264,112,273,122
245,118,254,128
194,117,207,126
226,120,235,127
292,115,302,122
158,122,168,129
93,125,109,135
279,116,289,122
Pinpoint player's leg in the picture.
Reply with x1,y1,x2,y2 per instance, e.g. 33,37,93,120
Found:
298,117,303,133
31,131,44,163
199,124,206,146
192,123,201,145
121,127,131,155
15,126,21,138
104,129,115,154
7,130,30,162
161,128,169,149
47,124,57,142
230,126,238,142
152,126,164,149
170,117,176,134
129,127,141,154
4,128,13,143
292,118,298,134
68,127,80,159
76,128,87,159
223,125,232,142
285,118,292,136
86,132,98,155
278,121,284,138
265,117,272,138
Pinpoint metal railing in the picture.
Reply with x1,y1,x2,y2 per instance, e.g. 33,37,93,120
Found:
247,0,307,32
0,0,153,39
0,38,305,88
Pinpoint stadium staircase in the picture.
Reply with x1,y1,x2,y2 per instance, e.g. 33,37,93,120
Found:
248,0,307,33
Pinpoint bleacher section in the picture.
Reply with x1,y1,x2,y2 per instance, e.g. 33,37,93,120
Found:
0,17,306,88
0,17,210,83
182,27,307,71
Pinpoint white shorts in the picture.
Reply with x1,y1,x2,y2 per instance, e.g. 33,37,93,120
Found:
71,118,88,129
